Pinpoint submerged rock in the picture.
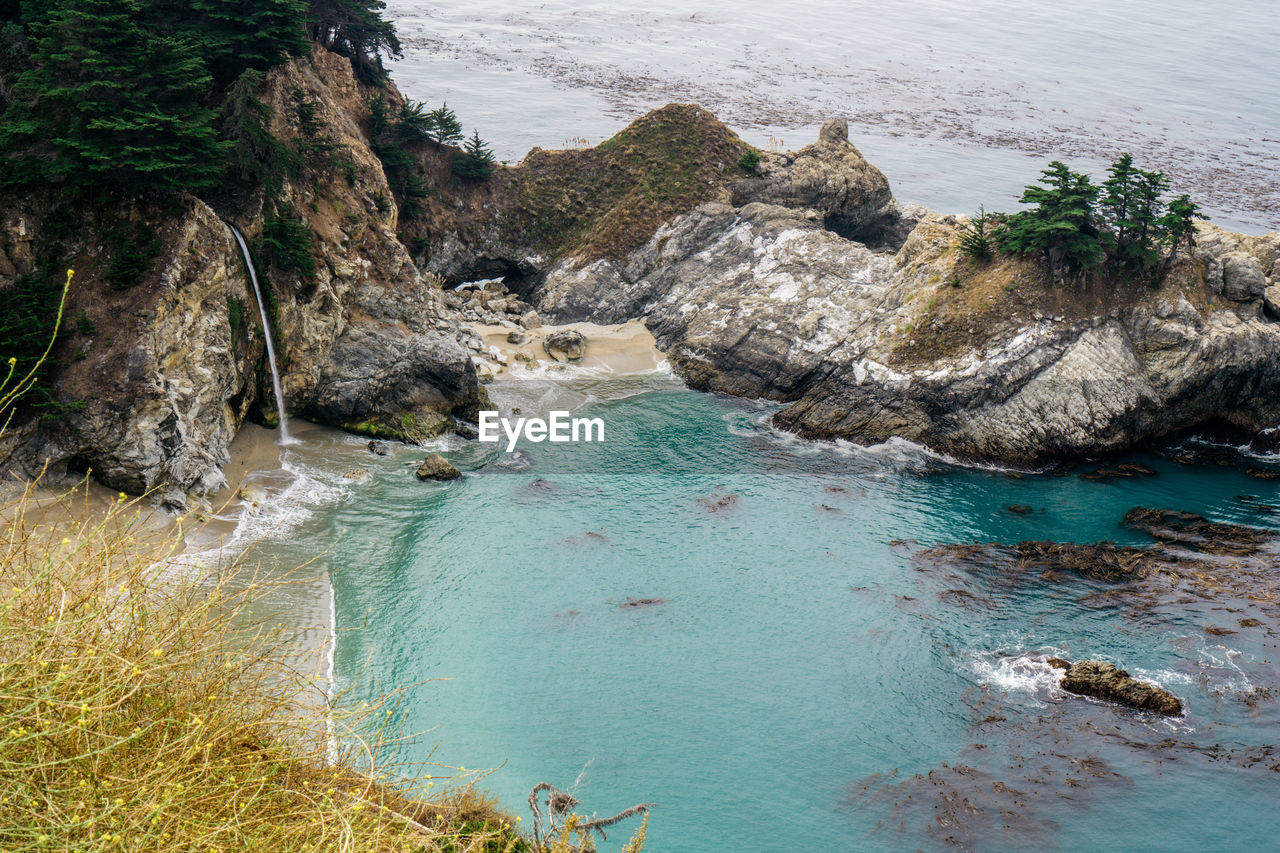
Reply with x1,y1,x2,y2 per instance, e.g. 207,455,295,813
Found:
367,440,389,456
415,453,461,481
1058,660,1183,716
543,329,587,362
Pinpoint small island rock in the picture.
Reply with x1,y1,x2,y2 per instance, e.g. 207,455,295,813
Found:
1059,659,1182,715
415,453,461,481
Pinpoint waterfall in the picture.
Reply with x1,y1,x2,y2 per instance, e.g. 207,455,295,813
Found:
228,224,295,445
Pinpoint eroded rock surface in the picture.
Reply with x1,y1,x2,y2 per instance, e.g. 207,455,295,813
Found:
1059,660,1183,715
523,122,1280,466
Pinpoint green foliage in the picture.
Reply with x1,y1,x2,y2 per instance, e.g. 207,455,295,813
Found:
452,130,496,182
219,70,302,196
260,211,316,279
74,310,96,337
0,266,70,412
976,154,1202,287
1160,193,1201,261
997,161,1105,278
367,94,432,215
306,0,400,84
227,296,245,339
738,148,761,175
0,0,340,197
956,206,999,262
104,222,162,290
0,0,228,194
426,102,464,146
165,0,309,86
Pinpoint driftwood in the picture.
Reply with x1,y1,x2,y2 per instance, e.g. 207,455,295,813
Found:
528,781,655,851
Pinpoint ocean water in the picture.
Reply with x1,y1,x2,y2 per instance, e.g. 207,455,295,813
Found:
243,371,1280,851
383,0,1280,232
231,5,1280,847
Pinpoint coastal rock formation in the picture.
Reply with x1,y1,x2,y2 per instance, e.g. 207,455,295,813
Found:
0,47,482,504
1057,660,1183,716
728,119,894,241
542,329,587,362
0,196,259,504
415,453,461,481
519,122,1280,466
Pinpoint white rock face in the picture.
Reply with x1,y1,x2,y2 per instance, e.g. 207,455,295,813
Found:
535,193,1280,465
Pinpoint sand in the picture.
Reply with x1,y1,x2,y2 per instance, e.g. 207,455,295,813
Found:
471,318,665,379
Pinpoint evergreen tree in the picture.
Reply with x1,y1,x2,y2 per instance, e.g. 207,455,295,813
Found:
1127,168,1169,270
0,0,228,194
1100,153,1138,259
451,129,495,182
997,161,1104,279
306,0,400,83
1160,194,1201,263
181,0,310,86
427,102,463,146
956,206,999,262
219,69,302,196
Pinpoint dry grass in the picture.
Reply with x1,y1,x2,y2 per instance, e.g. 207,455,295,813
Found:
0,479,528,852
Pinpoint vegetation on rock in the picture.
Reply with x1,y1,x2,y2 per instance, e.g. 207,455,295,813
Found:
961,155,1202,286
0,0,401,197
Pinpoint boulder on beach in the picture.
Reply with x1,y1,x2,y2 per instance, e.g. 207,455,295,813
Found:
543,329,587,362
415,453,461,481
1058,659,1182,715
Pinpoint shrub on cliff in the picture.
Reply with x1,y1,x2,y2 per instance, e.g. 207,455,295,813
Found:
261,210,317,279
956,206,1000,262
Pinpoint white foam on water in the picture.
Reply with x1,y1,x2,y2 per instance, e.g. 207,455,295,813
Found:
968,649,1068,706
1191,644,1257,696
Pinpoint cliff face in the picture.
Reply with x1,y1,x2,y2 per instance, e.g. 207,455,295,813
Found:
3,50,1278,494
242,48,483,441
0,197,260,504
504,120,1280,466
0,47,483,506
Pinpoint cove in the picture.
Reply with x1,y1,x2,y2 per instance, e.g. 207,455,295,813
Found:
245,371,1280,852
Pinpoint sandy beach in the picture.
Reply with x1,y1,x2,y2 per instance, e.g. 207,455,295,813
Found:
470,318,666,379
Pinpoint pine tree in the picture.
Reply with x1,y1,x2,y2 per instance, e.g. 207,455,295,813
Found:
1160,194,1201,263
451,129,495,182
182,0,310,86
0,0,228,194
997,161,1104,279
1101,153,1138,260
219,69,302,196
306,0,400,83
427,102,463,146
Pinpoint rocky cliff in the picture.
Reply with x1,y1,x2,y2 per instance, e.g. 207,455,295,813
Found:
467,119,1280,466
0,47,483,506
4,52,1278,498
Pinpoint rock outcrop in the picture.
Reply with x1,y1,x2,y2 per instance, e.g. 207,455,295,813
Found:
0,196,260,505
516,122,1280,466
0,47,483,505
415,453,461,481
1056,660,1183,716
542,329,586,362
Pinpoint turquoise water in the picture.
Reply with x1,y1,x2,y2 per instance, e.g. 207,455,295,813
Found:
254,376,1280,851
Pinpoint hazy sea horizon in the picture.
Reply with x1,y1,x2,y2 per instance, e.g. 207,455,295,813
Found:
384,0,1279,234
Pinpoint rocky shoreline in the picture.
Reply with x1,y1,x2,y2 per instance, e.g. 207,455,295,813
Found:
1,44,1278,503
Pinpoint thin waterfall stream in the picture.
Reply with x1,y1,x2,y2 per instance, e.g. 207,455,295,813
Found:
228,224,294,445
